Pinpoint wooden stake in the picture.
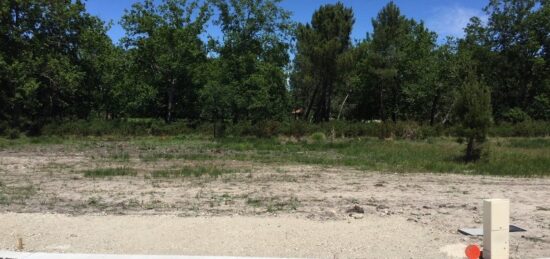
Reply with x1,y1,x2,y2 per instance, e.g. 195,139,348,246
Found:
16,237,24,251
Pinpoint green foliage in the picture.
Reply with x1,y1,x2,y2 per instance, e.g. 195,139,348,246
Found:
345,2,443,123
454,75,493,161
42,119,192,136
199,0,293,128
0,0,548,137
502,108,531,123
0,0,115,132
461,0,550,120
121,0,210,122
530,94,550,120
292,3,355,122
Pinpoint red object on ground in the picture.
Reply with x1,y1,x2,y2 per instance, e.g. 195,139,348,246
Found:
465,244,481,259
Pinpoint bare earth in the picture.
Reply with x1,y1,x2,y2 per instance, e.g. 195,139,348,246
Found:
0,148,549,258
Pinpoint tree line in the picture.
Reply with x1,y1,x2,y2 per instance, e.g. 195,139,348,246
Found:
1,0,549,135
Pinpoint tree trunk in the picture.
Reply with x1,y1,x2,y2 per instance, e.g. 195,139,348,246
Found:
429,91,441,126
305,83,320,121
166,78,176,123
466,136,475,162
325,79,333,122
379,82,386,121
314,81,328,123
337,93,350,121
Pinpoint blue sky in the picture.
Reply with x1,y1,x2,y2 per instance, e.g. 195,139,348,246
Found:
86,0,488,44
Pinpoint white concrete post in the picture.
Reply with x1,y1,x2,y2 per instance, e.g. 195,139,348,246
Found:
483,199,510,259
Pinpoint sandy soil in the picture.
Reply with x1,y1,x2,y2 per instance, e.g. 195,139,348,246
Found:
1,213,466,258
0,148,549,258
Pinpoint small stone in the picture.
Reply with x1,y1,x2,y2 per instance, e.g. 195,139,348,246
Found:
352,213,364,219
322,210,337,218
346,205,365,214
376,204,389,210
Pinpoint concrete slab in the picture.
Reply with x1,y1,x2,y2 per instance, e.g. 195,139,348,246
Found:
458,225,527,236
0,251,301,259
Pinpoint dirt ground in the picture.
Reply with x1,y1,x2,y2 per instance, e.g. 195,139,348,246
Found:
0,148,549,258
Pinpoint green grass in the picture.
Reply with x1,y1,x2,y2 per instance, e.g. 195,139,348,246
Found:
139,152,213,162
83,167,137,178
211,137,549,177
1,134,548,177
109,150,130,161
504,138,550,149
150,166,236,178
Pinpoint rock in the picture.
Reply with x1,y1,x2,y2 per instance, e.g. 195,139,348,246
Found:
374,182,386,187
351,213,364,219
346,205,365,214
322,210,337,218
437,209,450,215
422,205,432,209
376,204,389,210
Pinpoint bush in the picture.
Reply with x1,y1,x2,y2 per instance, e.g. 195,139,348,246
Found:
490,121,550,137
41,119,192,137
392,121,421,140
0,121,9,136
309,132,327,143
31,118,550,139
502,108,531,123
6,128,20,139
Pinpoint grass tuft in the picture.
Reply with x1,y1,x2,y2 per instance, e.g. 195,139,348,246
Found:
151,166,236,178
83,167,137,178
0,184,36,205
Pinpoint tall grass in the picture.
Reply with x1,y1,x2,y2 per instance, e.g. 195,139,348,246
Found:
212,137,550,177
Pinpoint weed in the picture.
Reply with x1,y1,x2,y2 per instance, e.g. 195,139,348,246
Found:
246,196,300,212
267,197,300,212
83,167,137,178
151,166,236,178
0,184,36,205
309,132,327,143
246,197,263,207
109,151,130,161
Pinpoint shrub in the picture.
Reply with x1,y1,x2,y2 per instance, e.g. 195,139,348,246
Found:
453,75,493,162
393,121,421,140
502,107,531,123
83,168,137,178
41,119,192,137
6,128,20,139
309,132,327,143
490,121,550,137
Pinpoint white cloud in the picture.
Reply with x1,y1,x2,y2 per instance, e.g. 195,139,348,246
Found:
426,5,487,39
